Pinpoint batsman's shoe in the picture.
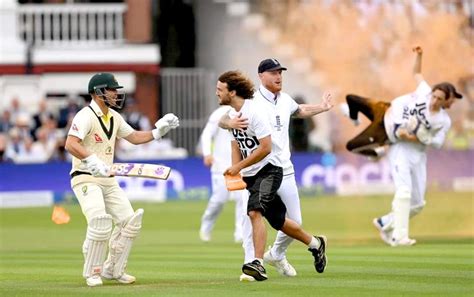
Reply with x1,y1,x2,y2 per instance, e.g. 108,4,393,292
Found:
199,231,211,242
101,271,136,284
308,235,327,273
242,260,267,281
390,237,416,247
239,273,256,282
263,249,297,277
86,275,103,287
372,217,392,245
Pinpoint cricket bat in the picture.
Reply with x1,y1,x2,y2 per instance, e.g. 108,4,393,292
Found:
110,163,171,180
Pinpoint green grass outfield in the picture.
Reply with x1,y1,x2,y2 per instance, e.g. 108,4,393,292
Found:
1,192,473,297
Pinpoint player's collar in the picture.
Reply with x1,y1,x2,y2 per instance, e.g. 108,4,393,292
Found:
259,85,279,104
90,100,109,117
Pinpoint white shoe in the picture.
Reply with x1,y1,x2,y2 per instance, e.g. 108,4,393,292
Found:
102,271,136,284
263,249,297,277
390,237,416,247
339,103,360,126
86,275,103,287
239,273,255,282
199,231,211,242
372,218,392,245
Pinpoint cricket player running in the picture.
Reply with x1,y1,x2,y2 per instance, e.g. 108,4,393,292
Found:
341,47,463,245
220,59,333,281
217,70,327,282
198,105,244,243
65,73,179,286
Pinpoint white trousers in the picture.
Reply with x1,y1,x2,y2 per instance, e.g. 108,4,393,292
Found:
72,180,134,225
200,173,244,241
242,173,302,263
382,143,427,233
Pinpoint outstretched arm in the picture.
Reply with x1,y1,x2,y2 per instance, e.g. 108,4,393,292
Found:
293,92,333,118
413,46,424,84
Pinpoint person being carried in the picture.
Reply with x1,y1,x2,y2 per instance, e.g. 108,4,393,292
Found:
342,47,463,246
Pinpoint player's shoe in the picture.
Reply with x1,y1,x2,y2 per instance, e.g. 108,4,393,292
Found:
263,249,297,277
86,275,103,287
308,235,327,273
390,237,416,247
339,103,360,126
239,273,256,282
242,260,267,281
372,217,392,245
199,231,211,242
101,271,136,284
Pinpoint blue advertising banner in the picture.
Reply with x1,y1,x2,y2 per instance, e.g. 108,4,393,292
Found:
1,150,473,207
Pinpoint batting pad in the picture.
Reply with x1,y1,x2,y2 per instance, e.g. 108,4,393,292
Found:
83,214,113,278
391,187,411,242
104,209,144,279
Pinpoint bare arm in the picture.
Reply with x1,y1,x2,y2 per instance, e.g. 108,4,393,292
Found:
65,135,91,159
224,136,271,176
396,128,419,143
412,46,424,84
293,92,333,118
218,112,249,130
124,130,154,144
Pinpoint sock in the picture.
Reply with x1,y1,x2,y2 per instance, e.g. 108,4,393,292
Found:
308,236,321,250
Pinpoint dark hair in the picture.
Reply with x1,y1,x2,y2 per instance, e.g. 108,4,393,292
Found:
218,71,255,99
432,82,463,100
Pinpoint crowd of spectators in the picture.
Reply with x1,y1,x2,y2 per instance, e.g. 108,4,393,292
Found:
0,96,187,164
257,0,474,151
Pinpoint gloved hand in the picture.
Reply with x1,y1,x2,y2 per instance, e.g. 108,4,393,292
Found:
81,154,110,177
152,113,180,139
415,125,432,145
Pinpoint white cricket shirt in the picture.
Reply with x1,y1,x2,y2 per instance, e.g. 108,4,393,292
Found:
229,99,282,177
199,105,233,174
254,85,299,175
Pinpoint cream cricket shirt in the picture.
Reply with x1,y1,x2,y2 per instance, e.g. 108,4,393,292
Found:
68,100,134,186
254,85,299,175
229,99,282,177
199,105,233,174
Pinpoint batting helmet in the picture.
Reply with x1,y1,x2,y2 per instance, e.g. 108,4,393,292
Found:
88,73,126,110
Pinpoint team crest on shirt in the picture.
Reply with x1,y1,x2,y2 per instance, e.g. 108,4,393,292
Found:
72,124,78,132
274,115,283,131
82,185,88,196
106,146,112,155
94,133,103,143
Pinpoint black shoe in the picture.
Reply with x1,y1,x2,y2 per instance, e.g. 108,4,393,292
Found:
308,235,327,273
242,260,268,281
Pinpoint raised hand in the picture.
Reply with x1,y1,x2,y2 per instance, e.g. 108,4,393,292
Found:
412,46,423,54
321,92,334,111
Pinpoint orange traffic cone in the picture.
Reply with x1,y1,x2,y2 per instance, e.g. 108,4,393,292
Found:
51,205,71,225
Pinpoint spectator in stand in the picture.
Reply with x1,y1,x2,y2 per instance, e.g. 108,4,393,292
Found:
123,96,152,131
58,97,82,129
0,133,6,162
0,110,14,133
4,128,25,162
32,99,55,140
8,97,26,124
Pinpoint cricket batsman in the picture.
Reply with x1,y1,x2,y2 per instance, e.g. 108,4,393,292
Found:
65,72,179,286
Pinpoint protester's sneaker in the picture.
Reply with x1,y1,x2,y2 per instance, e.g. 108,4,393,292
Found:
339,103,360,126
308,235,327,273
372,217,392,245
86,275,103,287
242,260,267,281
390,237,416,247
199,231,211,242
239,273,256,282
263,249,297,277
102,271,136,284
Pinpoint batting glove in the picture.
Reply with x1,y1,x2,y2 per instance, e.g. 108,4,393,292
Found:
82,154,110,177
415,125,432,145
152,113,179,139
